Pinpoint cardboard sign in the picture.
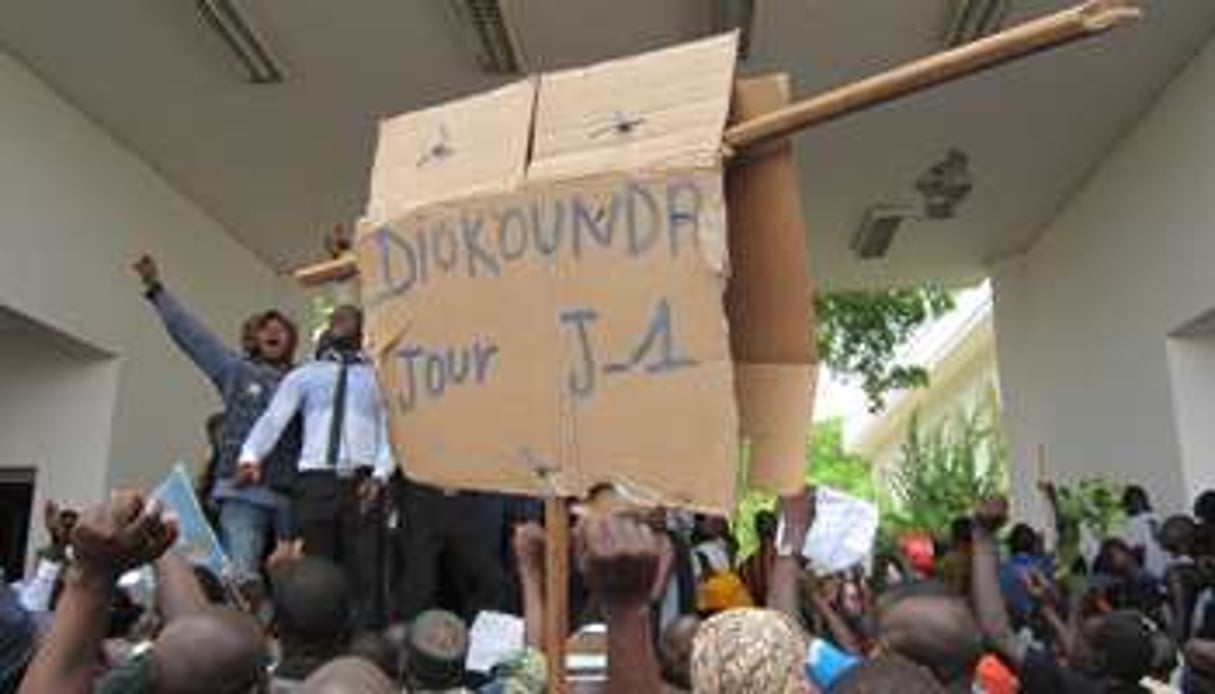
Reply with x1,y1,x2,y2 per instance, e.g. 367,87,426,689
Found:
357,34,741,511
726,75,818,494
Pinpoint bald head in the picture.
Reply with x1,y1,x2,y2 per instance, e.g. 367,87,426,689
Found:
878,592,983,685
659,615,700,690
152,607,267,694
301,656,394,694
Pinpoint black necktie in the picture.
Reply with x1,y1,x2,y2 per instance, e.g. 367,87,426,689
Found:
325,358,350,468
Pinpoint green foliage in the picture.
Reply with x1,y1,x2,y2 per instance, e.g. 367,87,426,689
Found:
305,292,338,345
816,286,955,412
1053,479,1125,571
733,419,875,558
881,390,1007,539
808,419,876,501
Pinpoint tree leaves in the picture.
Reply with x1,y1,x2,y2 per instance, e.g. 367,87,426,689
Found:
815,285,955,412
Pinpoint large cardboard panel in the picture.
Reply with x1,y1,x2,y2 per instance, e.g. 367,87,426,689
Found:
358,34,740,511
357,169,736,510
725,74,817,494
367,80,536,222
529,33,738,183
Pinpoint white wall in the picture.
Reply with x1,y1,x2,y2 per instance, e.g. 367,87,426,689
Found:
992,35,1215,516
1166,331,1215,501
0,316,117,567
0,51,300,538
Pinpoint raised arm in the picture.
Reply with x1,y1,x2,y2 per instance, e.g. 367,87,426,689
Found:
971,496,1027,668
19,491,177,694
1021,568,1078,660
134,255,241,386
238,368,305,482
806,577,863,654
767,487,814,623
513,523,546,649
153,550,209,622
579,514,664,694
1038,482,1061,555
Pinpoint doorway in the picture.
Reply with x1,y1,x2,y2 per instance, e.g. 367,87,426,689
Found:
0,467,35,581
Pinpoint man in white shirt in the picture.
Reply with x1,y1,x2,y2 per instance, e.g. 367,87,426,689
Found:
238,305,394,627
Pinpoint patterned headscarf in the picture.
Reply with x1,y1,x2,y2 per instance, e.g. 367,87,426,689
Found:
690,608,813,693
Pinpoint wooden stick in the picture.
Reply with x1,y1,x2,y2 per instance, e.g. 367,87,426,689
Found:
291,253,357,286
289,1,1140,287
543,495,570,692
723,0,1140,152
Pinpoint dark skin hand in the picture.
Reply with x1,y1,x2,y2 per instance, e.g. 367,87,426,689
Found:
325,223,353,258
133,254,159,289
577,514,664,694
38,500,78,562
803,573,863,655
19,490,178,694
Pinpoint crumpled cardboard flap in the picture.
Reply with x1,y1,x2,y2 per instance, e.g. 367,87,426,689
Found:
725,74,818,494
357,34,741,512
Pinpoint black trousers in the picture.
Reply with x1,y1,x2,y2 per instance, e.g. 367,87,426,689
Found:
292,470,384,629
395,480,507,622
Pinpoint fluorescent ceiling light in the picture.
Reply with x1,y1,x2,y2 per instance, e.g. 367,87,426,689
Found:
196,0,286,84
446,0,525,74
942,0,1011,48
713,0,755,60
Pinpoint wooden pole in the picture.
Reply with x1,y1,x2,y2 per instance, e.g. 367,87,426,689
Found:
722,0,1140,152
292,254,358,286
543,495,570,692
288,0,1141,286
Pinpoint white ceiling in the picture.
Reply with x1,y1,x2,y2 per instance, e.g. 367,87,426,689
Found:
2,0,1213,288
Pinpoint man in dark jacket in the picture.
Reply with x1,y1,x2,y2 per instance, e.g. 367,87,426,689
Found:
134,255,301,584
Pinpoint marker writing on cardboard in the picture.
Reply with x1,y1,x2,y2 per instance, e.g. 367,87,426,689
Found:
363,176,704,306
393,338,499,413
559,298,697,400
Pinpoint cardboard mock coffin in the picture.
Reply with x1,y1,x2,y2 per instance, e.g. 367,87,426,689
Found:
356,33,815,512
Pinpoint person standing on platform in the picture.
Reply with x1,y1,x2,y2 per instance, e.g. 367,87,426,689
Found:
133,255,301,587
237,305,394,628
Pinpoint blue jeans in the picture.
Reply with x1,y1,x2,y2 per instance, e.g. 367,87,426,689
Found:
219,499,273,582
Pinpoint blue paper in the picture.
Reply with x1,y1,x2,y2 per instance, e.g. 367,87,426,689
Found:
153,464,230,578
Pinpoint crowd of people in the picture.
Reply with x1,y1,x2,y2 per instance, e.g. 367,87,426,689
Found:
5,255,1215,692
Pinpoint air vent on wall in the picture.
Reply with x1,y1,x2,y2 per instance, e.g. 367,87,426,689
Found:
852,149,974,260
852,206,911,260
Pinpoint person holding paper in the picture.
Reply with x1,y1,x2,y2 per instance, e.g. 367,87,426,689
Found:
134,255,302,585
238,304,394,628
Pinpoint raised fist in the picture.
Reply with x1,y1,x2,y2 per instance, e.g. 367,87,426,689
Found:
577,514,660,616
973,496,1010,535
71,490,177,578
513,522,546,582
325,223,353,258
132,255,159,289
